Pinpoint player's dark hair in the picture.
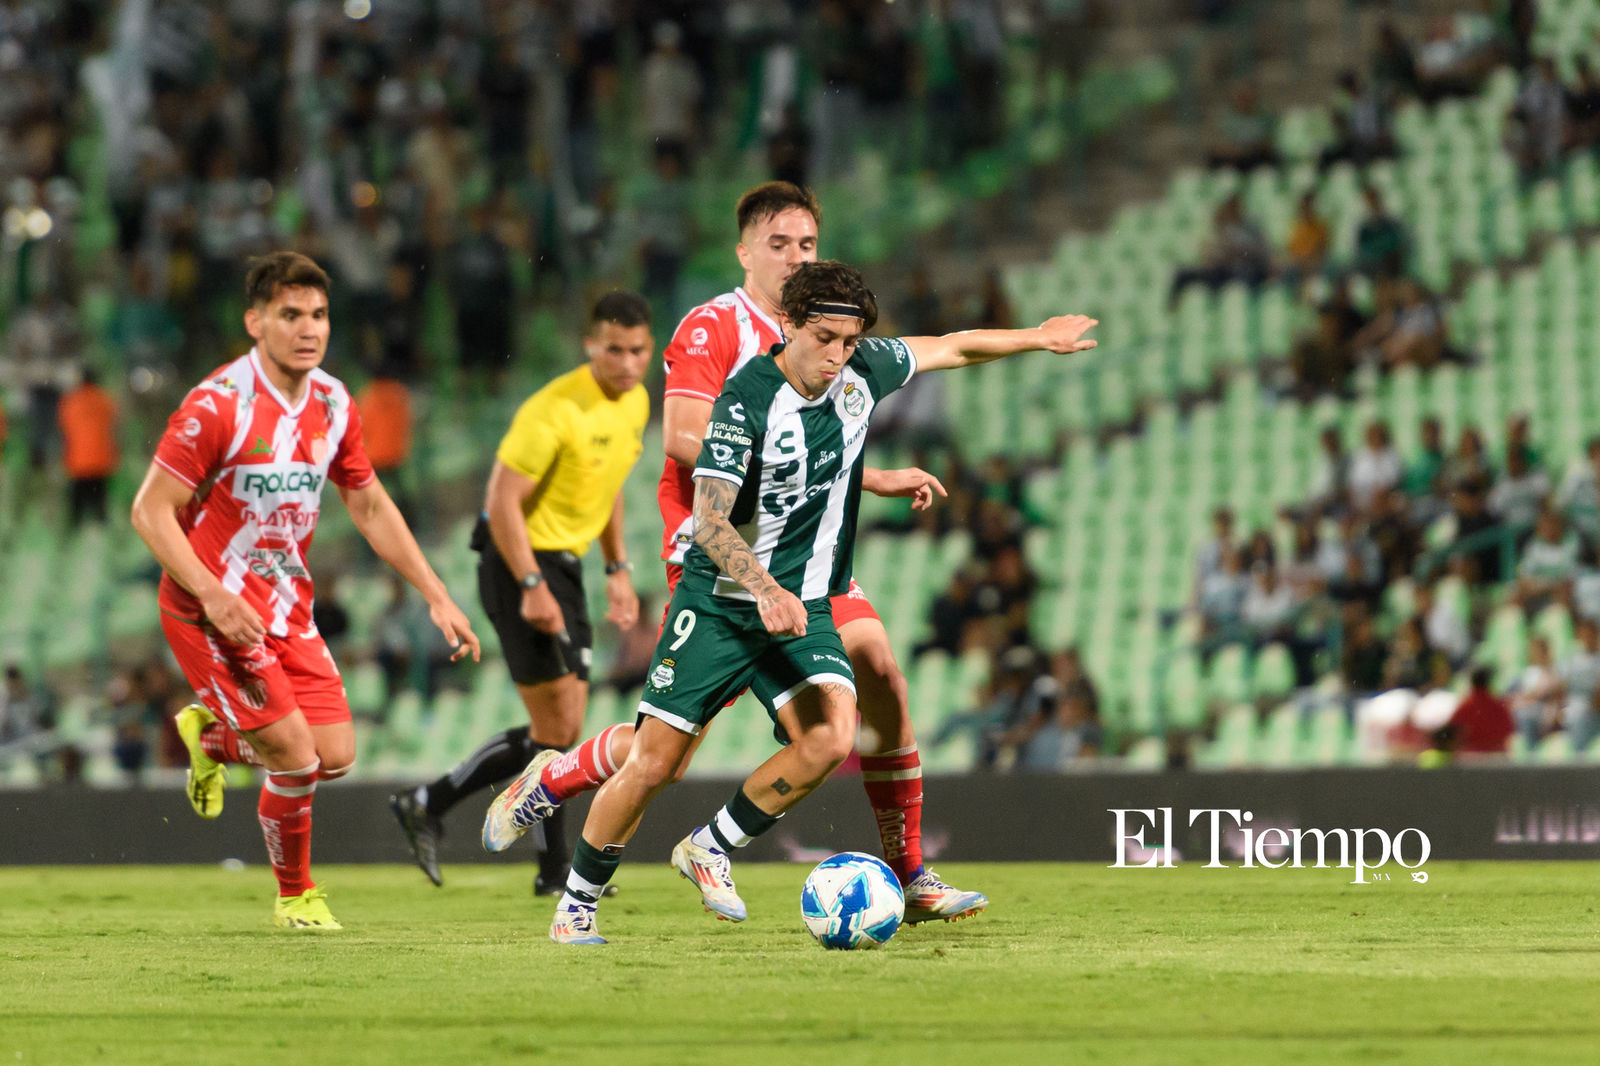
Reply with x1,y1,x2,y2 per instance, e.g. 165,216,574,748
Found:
736,181,821,236
590,290,651,330
780,260,879,334
245,251,330,307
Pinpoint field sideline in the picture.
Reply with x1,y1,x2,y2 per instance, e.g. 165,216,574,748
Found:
3,862,1598,1065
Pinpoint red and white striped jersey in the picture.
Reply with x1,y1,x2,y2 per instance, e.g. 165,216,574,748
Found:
152,349,375,639
656,287,783,564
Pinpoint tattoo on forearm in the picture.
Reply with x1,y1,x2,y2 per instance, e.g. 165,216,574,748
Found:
771,777,793,796
693,478,780,598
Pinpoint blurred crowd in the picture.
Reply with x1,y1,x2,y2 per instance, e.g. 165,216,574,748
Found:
1188,405,1600,759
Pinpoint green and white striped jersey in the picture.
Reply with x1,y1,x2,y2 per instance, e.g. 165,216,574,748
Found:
684,336,916,602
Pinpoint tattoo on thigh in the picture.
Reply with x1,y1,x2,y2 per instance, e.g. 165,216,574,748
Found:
771,777,793,796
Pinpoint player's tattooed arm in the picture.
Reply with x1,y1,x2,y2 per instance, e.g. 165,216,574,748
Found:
693,476,809,636
692,477,779,600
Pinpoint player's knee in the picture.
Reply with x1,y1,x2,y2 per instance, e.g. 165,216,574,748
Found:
795,719,855,771
854,641,907,705
626,744,679,790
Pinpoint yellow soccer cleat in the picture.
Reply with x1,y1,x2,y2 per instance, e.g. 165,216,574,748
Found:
273,887,343,930
175,703,226,819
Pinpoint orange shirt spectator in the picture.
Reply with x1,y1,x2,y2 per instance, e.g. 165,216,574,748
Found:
58,374,120,480
356,375,413,473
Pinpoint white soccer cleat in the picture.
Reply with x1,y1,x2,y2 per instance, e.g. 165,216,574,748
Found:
482,748,562,853
670,835,747,922
549,900,607,946
902,869,988,924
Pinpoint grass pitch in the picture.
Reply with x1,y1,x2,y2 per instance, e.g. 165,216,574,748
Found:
3,862,1599,1065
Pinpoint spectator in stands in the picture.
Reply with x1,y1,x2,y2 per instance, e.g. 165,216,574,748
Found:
899,266,945,336
1487,445,1550,532
1349,420,1403,515
1323,70,1396,167
1414,16,1496,101
633,145,694,320
1557,436,1600,541
1353,185,1408,279
1440,666,1513,755
58,368,120,529
1369,487,1423,581
1382,617,1434,690
1207,83,1277,170
0,665,37,745
1504,412,1542,470
107,668,151,783
1328,537,1384,616
1443,426,1493,498
1416,580,1470,668
108,259,183,372
1282,520,1327,601
1242,562,1296,645
977,268,1016,330
1284,191,1330,284
767,103,813,188
1243,528,1277,571
1305,425,1351,517
1572,540,1600,624
1406,415,1449,521
7,288,81,470
1287,303,1356,402
478,36,532,182
1559,618,1600,751
1169,195,1270,301
355,366,413,481
448,203,515,378
1018,648,1103,770
914,566,981,660
1198,546,1249,636
1195,506,1236,588
934,645,1044,769
1507,56,1565,179
1357,278,1448,371
1515,509,1581,613
1511,634,1562,749
1340,611,1388,697
1447,476,1502,583
1371,21,1418,98
640,21,702,166
1564,55,1600,150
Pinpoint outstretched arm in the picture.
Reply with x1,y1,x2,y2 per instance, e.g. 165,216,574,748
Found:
692,476,808,636
340,479,481,661
904,314,1099,373
861,466,947,510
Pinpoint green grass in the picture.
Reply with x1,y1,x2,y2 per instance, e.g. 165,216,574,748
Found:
3,862,1600,1064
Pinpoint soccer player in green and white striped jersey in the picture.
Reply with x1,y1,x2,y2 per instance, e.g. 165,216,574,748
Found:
496,261,1096,944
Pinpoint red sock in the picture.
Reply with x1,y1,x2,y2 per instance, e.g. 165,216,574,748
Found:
860,745,924,884
200,722,262,766
258,762,318,897
542,724,626,802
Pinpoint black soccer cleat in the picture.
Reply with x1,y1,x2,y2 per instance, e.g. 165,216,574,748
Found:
390,790,445,887
535,870,618,898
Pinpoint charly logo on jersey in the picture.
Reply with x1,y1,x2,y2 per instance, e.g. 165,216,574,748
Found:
237,463,325,498
650,657,677,689
842,383,867,418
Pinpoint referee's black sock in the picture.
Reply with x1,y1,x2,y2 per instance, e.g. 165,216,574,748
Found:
422,727,539,817
536,804,570,882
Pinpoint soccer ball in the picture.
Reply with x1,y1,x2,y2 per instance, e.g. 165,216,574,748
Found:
800,851,904,950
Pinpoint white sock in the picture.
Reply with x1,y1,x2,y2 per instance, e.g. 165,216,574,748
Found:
690,824,724,853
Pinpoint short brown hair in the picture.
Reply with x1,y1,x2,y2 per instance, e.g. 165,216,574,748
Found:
736,181,821,236
245,251,330,307
779,260,878,334
590,290,651,330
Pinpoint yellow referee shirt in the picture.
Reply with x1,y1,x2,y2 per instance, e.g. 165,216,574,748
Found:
496,365,649,555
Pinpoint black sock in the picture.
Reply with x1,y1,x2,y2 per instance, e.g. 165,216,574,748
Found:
423,727,535,816
537,804,570,881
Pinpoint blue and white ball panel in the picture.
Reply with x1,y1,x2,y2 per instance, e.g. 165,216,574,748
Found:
800,851,905,950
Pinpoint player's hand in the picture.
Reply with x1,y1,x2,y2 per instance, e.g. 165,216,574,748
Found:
520,582,566,635
429,597,481,662
199,587,266,647
757,586,808,637
1037,314,1099,354
604,571,640,630
867,467,947,511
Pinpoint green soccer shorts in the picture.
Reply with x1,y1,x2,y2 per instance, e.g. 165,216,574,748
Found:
637,581,856,736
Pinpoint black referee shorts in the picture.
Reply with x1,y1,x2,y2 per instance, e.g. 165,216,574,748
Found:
476,534,592,686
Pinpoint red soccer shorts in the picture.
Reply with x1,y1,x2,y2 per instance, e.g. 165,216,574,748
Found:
161,613,351,733
830,579,882,628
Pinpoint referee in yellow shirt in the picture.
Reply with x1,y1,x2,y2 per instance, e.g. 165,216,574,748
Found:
392,292,652,891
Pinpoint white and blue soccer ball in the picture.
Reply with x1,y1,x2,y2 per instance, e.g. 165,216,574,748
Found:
800,851,904,950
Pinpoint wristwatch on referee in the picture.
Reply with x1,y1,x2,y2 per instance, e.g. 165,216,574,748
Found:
520,571,544,591
605,560,633,576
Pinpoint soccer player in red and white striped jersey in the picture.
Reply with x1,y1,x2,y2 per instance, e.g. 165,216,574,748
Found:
131,252,480,929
